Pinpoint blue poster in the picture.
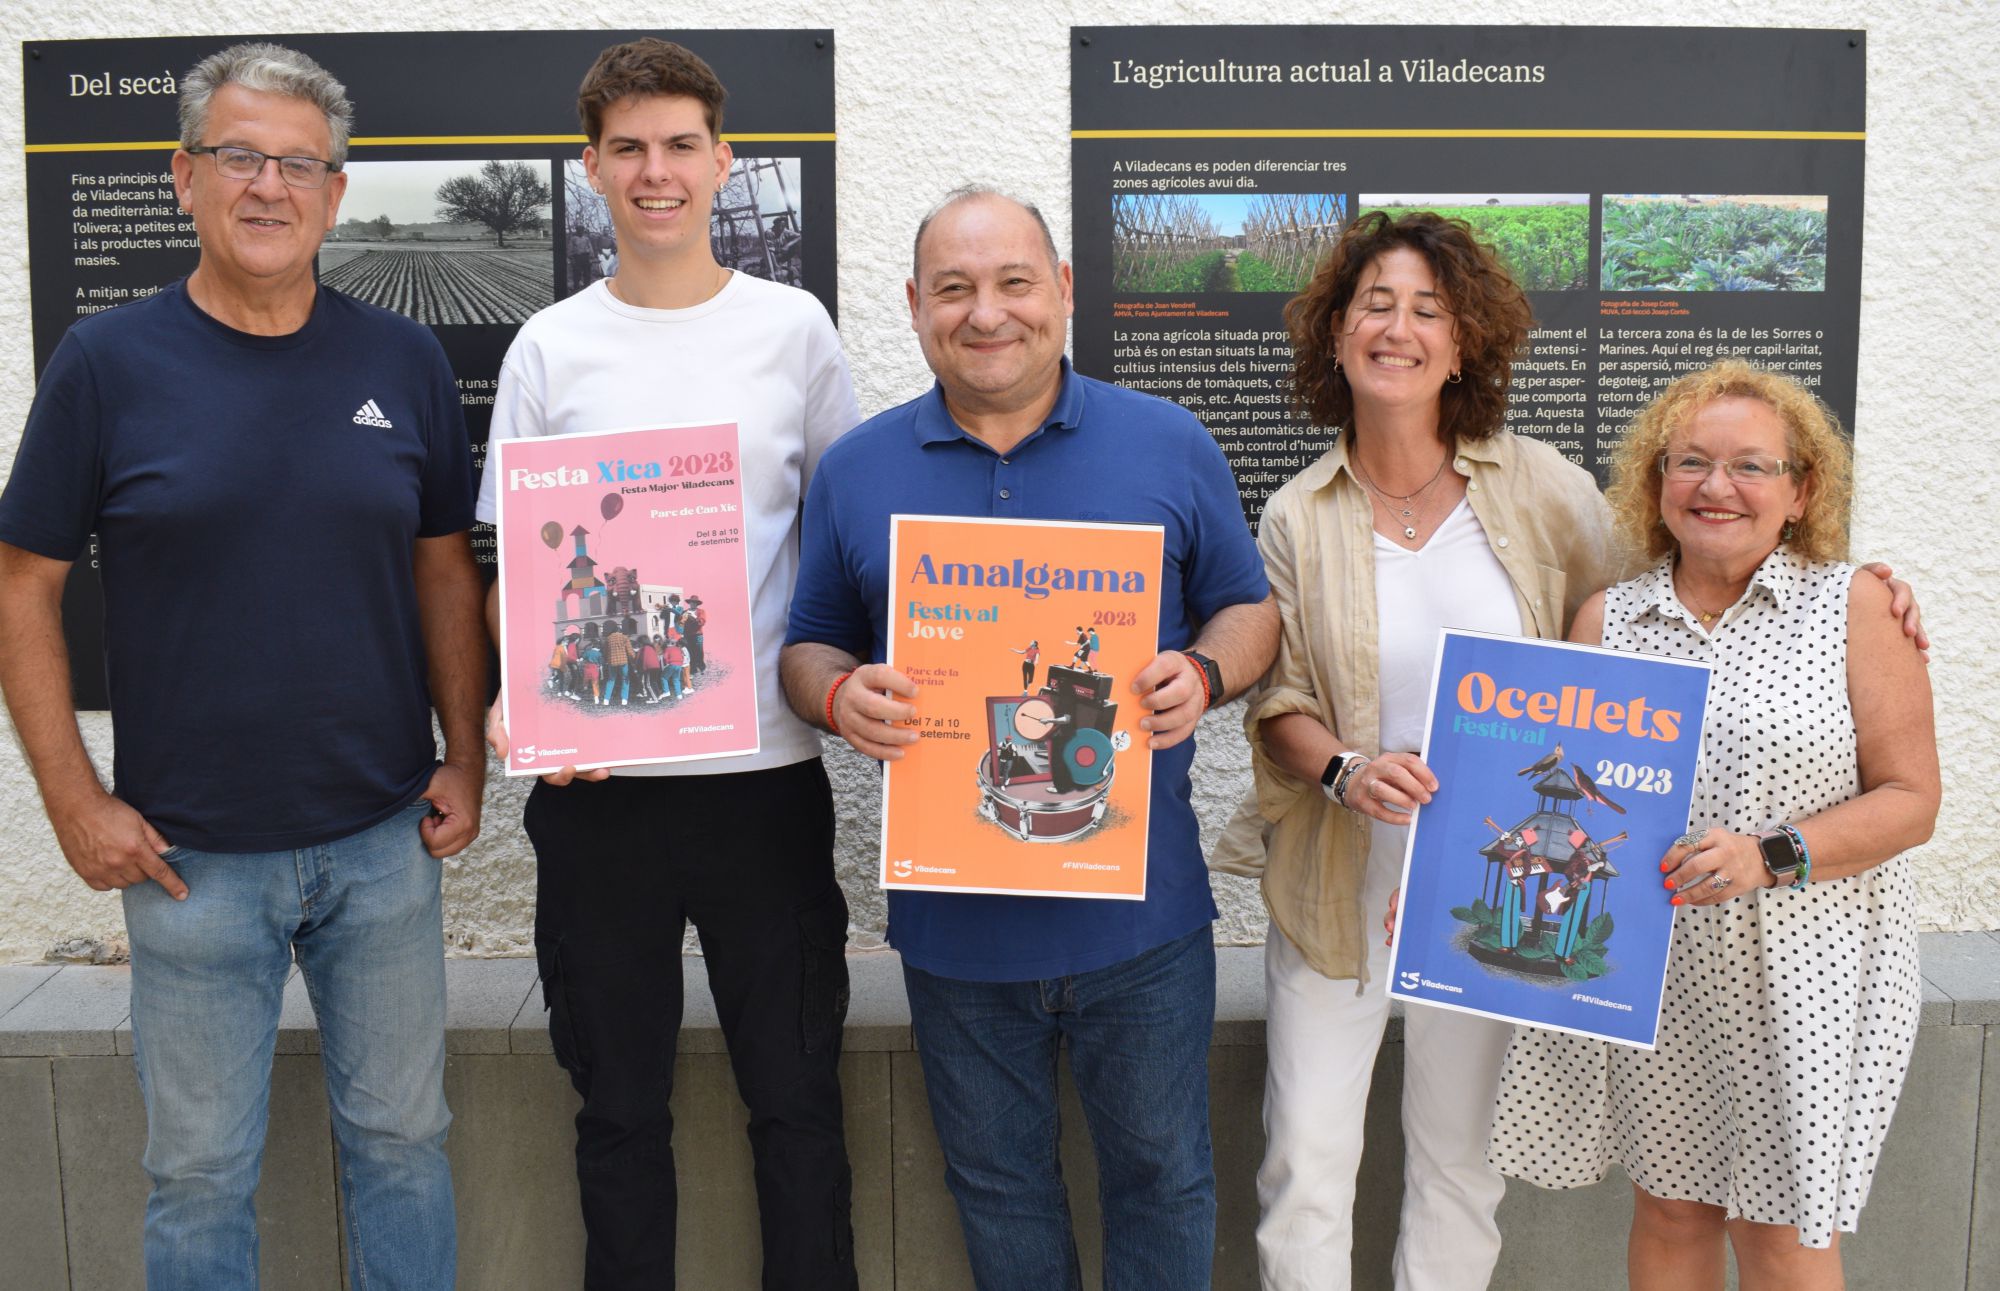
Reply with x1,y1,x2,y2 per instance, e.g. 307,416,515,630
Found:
1386,629,1710,1048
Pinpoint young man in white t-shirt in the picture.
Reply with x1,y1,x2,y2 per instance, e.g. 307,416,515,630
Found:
476,40,862,1289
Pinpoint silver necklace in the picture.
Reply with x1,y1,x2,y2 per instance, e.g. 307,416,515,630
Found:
1351,450,1449,541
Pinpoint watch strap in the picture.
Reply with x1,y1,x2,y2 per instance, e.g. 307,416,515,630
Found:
1757,829,1803,879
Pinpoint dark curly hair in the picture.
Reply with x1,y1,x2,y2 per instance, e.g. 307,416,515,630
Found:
1284,210,1533,443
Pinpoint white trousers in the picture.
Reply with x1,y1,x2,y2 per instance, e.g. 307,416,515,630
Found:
1255,828,1514,1291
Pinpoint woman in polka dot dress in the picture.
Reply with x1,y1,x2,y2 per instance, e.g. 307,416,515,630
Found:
1487,360,1939,1290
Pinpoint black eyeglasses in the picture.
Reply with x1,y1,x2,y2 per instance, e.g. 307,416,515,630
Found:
186,144,340,190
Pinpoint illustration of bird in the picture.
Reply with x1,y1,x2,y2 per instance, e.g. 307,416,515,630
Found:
1572,764,1628,815
1515,743,1563,777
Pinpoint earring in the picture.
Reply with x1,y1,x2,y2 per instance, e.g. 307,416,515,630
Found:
1781,520,1797,543
1448,370,1463,384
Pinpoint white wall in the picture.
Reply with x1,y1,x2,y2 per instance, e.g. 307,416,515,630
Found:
2,1,1993,962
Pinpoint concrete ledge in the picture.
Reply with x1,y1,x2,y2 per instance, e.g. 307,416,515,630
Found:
2,932,1994,1289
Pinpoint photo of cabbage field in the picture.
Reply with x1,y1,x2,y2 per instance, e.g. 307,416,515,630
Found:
1600,196,1827,292
1360,195,1590,292
1111,193,1346,293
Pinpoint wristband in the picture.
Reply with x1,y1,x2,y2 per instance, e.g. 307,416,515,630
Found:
826,670,854,736
1319,753,1345,800
1776,823,1813,889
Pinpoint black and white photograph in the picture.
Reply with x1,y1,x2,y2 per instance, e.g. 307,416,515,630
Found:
320,158,556,324
563,156,803,297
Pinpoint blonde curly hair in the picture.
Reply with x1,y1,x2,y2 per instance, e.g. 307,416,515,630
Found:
1606,358,1852,564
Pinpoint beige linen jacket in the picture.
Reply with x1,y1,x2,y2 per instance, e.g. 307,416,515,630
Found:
1211,429,1624,984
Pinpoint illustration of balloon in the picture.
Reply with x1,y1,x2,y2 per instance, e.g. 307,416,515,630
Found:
539,521,562,549
600,493,623,522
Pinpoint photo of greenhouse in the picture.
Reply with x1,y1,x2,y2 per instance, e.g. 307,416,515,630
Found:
1110,192,1347,293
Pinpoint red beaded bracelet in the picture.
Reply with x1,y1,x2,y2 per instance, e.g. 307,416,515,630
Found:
825,669,855,736
1181,650,1212,711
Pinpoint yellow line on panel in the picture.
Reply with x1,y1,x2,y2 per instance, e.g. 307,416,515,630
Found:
26,140,179,152
28,132,836,154
1071,128,1864,141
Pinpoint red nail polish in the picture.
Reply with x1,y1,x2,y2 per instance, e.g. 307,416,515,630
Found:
1671,896,1684,906
1663,878,1675,890
1659,859,1673,872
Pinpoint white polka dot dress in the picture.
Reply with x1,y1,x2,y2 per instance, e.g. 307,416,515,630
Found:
1486,549,1921,1248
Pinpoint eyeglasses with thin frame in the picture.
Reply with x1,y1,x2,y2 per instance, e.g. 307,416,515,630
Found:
1657,451,1797,483
185,144,340,190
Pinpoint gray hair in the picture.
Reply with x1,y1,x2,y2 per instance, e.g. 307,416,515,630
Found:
912,184,1063,282
179,43,354,167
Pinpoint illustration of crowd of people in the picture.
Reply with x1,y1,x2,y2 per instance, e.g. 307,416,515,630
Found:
546,593,707,706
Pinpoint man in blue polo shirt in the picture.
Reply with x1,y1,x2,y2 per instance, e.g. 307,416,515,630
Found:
0,44,481,1289
782,187,1277,1289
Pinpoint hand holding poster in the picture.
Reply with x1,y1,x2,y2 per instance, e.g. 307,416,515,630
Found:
1387,630,1710,1047
881,516,1164,899
494,423,757,776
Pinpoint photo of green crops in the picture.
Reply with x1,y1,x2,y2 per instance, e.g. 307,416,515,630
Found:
1360,194,1590,292
1600,195,1827,292
1111,193,1347,293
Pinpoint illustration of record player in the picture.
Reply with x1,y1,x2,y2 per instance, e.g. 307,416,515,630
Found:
976,663,1129,842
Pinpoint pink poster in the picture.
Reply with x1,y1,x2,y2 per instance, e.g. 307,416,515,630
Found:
493,422,758,776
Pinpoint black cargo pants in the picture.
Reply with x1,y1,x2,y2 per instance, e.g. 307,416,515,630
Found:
527,758,856,1290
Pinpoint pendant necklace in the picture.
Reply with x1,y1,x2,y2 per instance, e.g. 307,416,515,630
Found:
1352,451,1449,541
1677,581,1726,627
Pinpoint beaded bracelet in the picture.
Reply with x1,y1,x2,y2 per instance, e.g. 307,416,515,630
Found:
1776,823,1813,889
1182,651,1213,711
1332,753,1371,809
825,669,855,737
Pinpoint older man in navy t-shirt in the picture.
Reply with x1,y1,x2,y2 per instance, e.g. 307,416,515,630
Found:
0,45,482,1291
783,188,1276,1289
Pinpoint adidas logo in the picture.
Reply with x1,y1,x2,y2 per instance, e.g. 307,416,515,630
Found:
351,399,394,429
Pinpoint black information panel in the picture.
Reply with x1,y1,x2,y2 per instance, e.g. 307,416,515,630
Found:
22,30,834,707
1070,26,1863,525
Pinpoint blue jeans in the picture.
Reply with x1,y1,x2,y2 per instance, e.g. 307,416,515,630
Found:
903,926,1217,1291
122,798,454,1290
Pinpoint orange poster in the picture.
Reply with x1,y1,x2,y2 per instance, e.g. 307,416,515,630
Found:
882,515,1164,899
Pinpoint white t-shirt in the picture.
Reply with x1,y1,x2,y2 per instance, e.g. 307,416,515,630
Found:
476,273,862,776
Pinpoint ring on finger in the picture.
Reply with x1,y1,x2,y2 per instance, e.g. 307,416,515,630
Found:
1676,830,1705,850
1708,872,1731,891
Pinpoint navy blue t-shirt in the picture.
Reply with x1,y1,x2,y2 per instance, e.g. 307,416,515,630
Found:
0,282,475,851
786,362,1269,980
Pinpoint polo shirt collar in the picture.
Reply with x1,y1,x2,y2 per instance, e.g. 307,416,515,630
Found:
912,358,1085,449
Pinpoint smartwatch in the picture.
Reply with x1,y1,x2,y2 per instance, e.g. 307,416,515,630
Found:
1183,650,1225,710
1321,751,1367,804
1756,829,1804,883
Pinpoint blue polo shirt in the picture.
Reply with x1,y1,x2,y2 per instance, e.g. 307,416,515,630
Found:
787,362,1268,981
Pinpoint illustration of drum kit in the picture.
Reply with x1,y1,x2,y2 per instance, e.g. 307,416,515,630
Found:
976,662,1129,842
